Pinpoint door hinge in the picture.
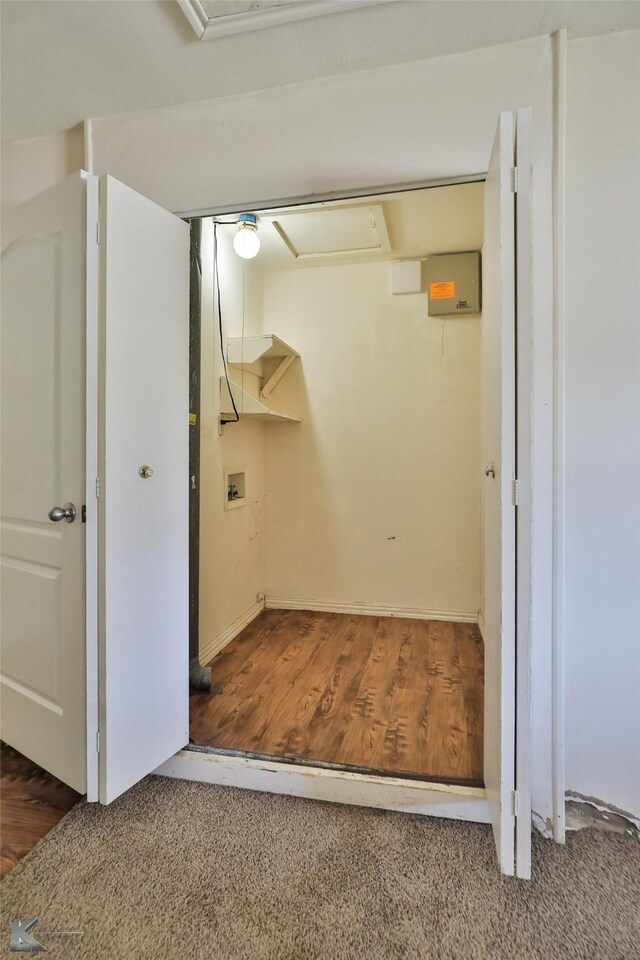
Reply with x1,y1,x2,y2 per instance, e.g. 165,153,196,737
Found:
512,478,520,506
96,731,100,753
95,476,101,499
511,167,518,193
511,789,519,816
96,222,102,245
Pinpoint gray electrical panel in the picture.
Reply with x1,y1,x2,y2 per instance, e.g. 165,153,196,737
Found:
426,251,481,316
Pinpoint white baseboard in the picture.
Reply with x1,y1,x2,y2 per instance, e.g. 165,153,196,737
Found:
265,596,478,623
199,598,265,664
155,749,490,824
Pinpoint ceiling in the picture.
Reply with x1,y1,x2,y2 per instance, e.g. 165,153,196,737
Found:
1,0,638,142
227,181,485,272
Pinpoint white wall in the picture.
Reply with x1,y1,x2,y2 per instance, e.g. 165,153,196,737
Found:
87,35,557,828
262,253,482,618
198,220,266,660
563,31,640,818
1,126,84,213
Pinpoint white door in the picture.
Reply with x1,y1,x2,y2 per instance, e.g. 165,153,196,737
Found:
482,110,531,877
0,173,90,793
97,176,189,803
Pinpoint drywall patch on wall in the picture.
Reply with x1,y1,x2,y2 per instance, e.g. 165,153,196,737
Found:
565,791,640,836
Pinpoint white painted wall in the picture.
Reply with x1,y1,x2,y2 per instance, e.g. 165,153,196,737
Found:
1,126,84,213
262,244,482,618
563,31,640,818
198,220,266,660
86,35,557,828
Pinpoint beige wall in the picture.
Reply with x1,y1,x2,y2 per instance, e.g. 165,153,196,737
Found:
563,30,640,818
262,253,482,618
198,220,266,659
1,126,84,213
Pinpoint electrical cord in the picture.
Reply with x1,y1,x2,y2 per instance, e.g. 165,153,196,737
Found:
214,222,240,424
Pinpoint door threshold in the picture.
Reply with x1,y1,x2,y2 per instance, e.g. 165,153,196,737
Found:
154,746,490,824
187,741,484,790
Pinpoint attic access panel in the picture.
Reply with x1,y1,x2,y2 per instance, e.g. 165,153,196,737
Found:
270,204,391,261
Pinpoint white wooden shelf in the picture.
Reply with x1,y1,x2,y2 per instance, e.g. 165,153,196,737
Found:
220,334,301,423
227,335,298,365
220,377,301,423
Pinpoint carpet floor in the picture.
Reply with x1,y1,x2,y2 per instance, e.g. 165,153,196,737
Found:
1,776,638,959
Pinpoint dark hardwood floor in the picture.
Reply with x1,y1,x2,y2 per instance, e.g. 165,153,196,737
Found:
1,742,81,878
190,610,484,785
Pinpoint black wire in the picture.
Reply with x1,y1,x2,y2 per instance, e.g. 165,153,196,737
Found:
214,222,240,424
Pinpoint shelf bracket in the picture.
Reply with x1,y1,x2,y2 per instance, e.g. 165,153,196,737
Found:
260,354,297,400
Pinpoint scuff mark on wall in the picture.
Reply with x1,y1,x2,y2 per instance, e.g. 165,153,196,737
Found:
565,791,640,836
532,810,554,839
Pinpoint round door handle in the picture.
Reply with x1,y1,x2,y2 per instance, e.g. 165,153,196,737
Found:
48,502,76,523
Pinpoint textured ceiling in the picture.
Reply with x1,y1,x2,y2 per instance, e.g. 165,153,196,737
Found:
201,1,300,16
1,0,638,142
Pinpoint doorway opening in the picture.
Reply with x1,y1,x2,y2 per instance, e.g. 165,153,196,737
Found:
188,181,488,788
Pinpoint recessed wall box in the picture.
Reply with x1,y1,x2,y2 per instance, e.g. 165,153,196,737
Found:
224,468,247,510
426,252,481,316
391,260,422,295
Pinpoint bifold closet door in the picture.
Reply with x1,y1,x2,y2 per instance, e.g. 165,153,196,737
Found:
482,109,532,878
97,175,189,804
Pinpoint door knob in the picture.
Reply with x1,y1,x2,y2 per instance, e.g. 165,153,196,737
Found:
48,502,76,523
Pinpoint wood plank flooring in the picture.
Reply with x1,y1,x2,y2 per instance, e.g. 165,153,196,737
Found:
1,742,81,878
190,610,484,785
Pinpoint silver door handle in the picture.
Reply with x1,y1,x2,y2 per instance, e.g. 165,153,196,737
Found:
48,502,76,523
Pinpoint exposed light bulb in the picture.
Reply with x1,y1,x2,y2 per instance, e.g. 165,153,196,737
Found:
233,214,260,259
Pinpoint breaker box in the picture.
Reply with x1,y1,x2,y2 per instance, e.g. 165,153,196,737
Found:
426,252,481,316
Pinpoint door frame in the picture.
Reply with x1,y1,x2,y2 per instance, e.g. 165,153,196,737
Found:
83,153,533,871
151,163,534,861
84,171,100,802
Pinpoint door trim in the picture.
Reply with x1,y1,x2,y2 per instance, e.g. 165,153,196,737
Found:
154,748,491,823
181,169,533,844
175,173,486,220
84,171,100,802
514,107,534,877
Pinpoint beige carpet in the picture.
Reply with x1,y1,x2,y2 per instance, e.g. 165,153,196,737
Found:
1,776,638,959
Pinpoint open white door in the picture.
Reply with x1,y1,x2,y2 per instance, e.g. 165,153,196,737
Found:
482,110,532,877
97,176,189,803
0,172,94,793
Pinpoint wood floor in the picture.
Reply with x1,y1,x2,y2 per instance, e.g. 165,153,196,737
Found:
190,610,484,785
0,741,81,878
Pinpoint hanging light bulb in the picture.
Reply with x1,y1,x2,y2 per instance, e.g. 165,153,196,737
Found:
233,213,260,259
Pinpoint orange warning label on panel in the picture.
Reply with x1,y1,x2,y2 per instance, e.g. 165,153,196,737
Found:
430,281,456,299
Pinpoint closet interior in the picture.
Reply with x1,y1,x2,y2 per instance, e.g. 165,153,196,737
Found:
189,182,486,787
